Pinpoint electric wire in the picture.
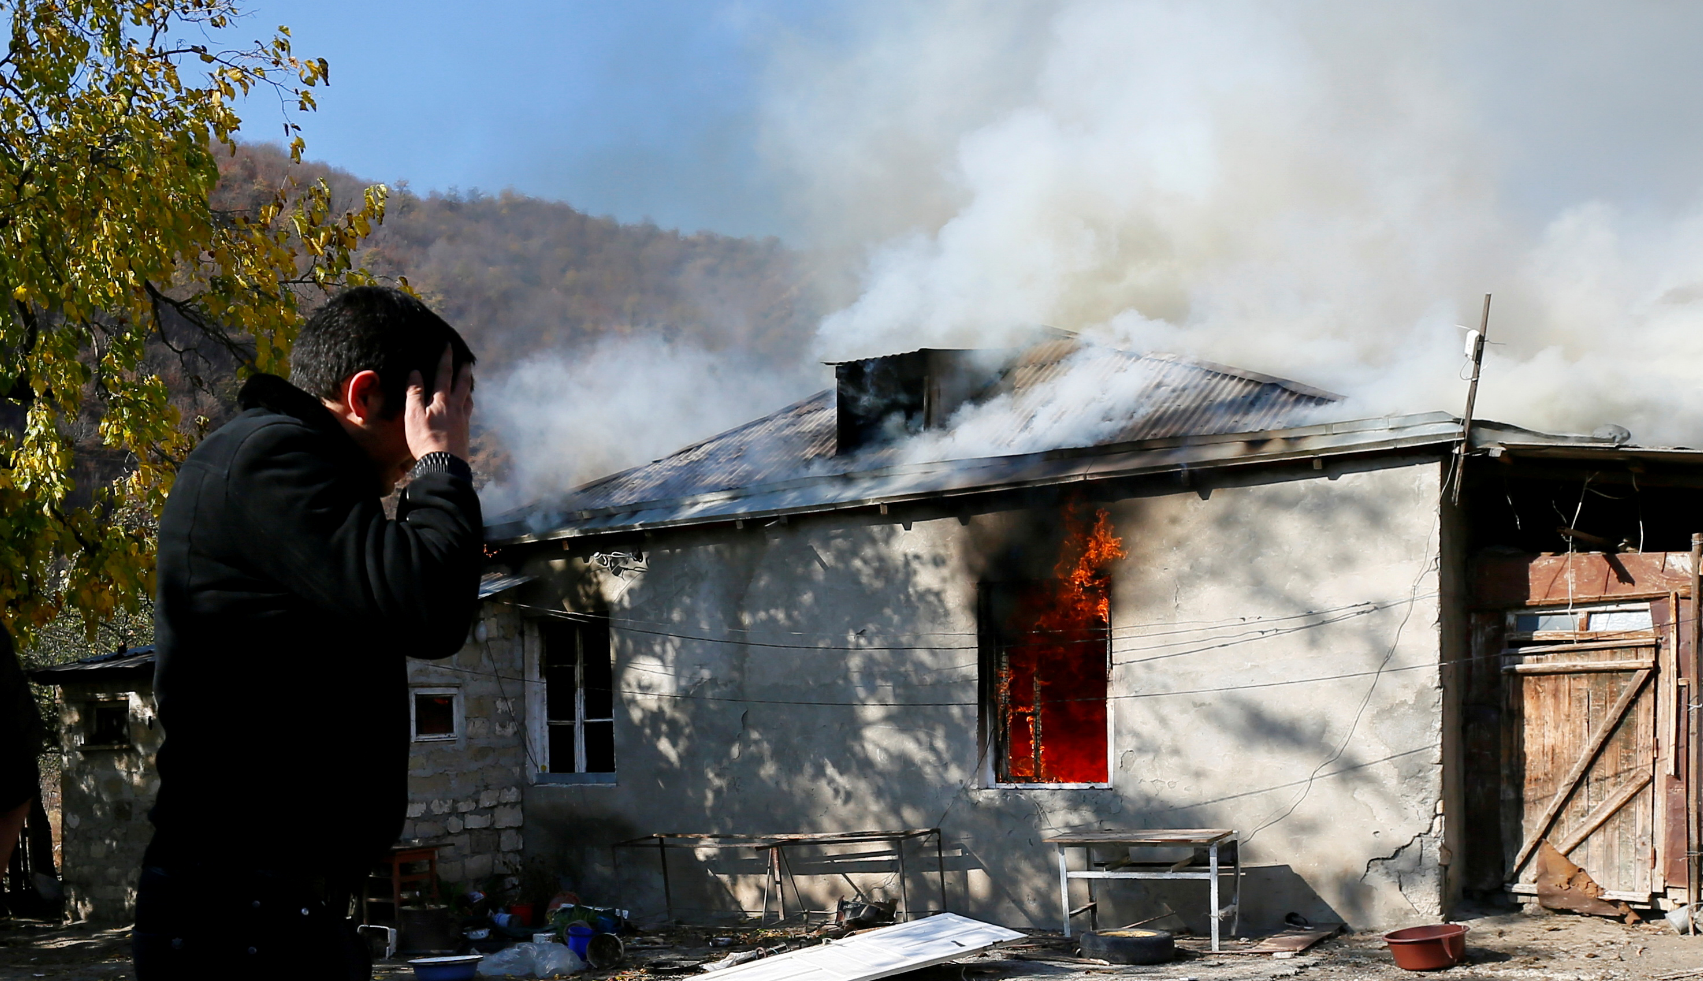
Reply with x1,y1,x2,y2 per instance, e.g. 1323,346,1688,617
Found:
506,596,1429,659
1242,515,1438,844
523,596,1395,641
416,636,1606,709
521,592,1410,647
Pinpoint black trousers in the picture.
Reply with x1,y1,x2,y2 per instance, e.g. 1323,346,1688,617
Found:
133,864,371,980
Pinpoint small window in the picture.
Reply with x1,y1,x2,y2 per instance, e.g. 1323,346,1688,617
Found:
540,619,615,776
1587,610,1653,632
1509,602,1656,642
411,688,460,742
85,700,130,747
1514,612,1579,633
981,580,1111,786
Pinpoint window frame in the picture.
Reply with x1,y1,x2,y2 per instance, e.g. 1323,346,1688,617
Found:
409,686,462,743
977,581,1114,790
525,619,618,786
1505,600,1657,646
80,697,133,751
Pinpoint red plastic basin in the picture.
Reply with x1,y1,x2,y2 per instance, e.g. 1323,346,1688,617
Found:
1383,923,1468,971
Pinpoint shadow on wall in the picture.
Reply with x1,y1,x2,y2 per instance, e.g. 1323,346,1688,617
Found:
522,461,1445,930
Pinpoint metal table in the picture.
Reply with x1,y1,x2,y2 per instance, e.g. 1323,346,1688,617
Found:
1047,829,1241,952
613,829,946,925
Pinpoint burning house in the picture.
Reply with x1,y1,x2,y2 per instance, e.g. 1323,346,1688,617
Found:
36,337,1703,934
483,336,1703,933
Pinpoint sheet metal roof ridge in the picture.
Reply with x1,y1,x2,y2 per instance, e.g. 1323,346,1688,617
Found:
29,647,157,683
1140,352,1347,402
489,411,1464,544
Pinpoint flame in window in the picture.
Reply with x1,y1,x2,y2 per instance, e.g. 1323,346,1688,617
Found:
996,504,1125,783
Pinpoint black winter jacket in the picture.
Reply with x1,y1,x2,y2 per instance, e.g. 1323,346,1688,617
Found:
148,374,482,874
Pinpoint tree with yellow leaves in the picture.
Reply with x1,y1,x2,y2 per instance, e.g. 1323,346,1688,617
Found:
0,0,388,642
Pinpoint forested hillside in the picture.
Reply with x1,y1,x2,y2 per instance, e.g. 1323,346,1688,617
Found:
216,143,826,378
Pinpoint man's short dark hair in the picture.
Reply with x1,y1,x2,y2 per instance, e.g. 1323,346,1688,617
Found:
291,286,475,415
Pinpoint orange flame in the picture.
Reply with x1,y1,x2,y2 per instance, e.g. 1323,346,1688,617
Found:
1053,505,1127,622
996,502,1124,784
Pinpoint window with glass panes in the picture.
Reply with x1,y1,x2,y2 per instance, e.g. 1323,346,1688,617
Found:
540,618,615,774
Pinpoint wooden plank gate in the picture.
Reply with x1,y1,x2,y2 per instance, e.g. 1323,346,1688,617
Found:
1469,551,1695,907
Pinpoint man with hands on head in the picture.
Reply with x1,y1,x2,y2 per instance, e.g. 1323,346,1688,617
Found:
134,287,483,980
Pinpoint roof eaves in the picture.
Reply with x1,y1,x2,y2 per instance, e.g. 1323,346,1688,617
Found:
29,649,157,684
1487,442,1703,463
490,411,1463,545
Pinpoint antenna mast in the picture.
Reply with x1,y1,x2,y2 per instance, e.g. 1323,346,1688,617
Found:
1449,293,1491,506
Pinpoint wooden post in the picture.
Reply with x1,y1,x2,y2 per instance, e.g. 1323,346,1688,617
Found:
1449,293,1492,506
1689,533,1701,911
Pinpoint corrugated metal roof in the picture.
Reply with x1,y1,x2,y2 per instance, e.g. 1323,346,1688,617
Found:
562,391,838,512
980,346,1342,447
29,646,156,684
490,411,1470,543
488,339,1688,545
492,342,1348,539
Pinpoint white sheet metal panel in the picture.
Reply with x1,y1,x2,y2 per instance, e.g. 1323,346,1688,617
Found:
702,914,1024,981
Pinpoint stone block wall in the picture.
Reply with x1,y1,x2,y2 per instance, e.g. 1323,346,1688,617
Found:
401,601,530,887
54,682,161,925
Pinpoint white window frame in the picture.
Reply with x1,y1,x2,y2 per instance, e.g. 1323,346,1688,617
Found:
524,620,617,785
409,686,462,742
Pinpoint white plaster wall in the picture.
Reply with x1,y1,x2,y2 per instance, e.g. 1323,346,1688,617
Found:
517,458,1445,931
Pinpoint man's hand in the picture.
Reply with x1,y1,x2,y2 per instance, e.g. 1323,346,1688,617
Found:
406,345,474,462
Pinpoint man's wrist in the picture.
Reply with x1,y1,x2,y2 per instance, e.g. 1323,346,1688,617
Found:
412,451,472,481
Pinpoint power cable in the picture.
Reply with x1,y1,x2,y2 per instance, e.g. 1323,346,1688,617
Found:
1241,515,1438,844
525,597,1402,644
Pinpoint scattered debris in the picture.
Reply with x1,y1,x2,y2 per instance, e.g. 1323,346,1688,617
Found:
1534,841,1640,923
700,944,788,973
1222,924,1342,955
476,941,585,978
813,898,898,939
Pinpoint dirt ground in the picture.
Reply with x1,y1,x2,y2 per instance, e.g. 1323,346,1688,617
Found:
1,908,1700,980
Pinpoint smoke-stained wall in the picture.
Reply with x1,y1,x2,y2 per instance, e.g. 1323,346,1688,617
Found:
512,457,1446,931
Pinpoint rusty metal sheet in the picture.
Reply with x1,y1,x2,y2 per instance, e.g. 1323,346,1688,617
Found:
1471,552,1694,610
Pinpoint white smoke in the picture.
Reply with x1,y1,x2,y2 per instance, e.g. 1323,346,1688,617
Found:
478,336,817,514
762,1,1703,447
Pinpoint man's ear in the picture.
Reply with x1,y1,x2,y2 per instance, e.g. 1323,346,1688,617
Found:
339,370,386,423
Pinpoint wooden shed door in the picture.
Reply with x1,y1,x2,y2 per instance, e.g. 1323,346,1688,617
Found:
1504,605,1660,897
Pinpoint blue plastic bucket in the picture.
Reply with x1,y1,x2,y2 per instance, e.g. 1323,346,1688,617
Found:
567,923,595,959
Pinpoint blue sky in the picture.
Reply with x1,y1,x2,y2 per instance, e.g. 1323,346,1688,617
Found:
226,0,808,238
217,2,1703,246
